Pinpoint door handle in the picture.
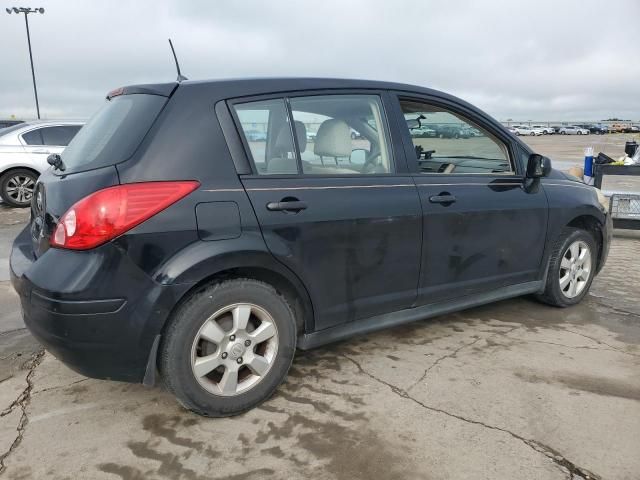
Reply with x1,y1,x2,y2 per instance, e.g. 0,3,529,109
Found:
429,193,456,204
266,200,308,212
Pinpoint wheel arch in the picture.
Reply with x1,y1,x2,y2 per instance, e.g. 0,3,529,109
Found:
0,165,41,180
159,252,316,337
566,214,605,270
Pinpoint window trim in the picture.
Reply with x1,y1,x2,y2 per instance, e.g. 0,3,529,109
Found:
226,89,402,179
392,92,522,178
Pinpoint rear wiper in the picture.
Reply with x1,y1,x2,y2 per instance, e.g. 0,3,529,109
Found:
47,153,65,172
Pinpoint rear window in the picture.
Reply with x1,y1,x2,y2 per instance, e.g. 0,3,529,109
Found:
60,94,166,173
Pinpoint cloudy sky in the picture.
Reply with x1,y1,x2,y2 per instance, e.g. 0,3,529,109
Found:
2,0,639,121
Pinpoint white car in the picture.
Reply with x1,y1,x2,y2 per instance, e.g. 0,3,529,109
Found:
532,125,555,135
514,126,544,136
559,126,589,135
0,121,83,207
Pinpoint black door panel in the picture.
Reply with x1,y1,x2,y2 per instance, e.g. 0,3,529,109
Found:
413,177,548,304
390,92,549,304
242,176,422,330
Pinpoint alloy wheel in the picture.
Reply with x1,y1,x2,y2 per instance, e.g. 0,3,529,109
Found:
5,174,35,205
190,303,279,396
559,240,592,298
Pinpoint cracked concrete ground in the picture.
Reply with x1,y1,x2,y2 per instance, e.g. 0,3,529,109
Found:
0,205,639,479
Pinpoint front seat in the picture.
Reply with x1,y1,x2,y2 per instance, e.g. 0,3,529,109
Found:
314,119,351,165
267,121,307,174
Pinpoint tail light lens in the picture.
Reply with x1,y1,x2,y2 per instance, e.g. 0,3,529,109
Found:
50,181,199,250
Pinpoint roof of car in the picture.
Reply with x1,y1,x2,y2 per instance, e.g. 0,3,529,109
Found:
122,77,471,107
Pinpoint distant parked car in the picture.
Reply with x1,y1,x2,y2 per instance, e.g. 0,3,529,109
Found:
623,125,640,133
410,125,437,137
506,126,517,134
514,126,543,136
583,124,608,135
435,124,470,139
244,130,267,141
0,121,83,207
532,125,555,135
609,123,627,133
559,126,589,135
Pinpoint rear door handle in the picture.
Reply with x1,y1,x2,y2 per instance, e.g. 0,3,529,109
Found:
266,200,308,212
429,194,456,204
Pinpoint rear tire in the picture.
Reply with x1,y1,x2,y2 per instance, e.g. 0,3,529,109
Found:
0,169,38,208
536,228,597,307
160,278,297,417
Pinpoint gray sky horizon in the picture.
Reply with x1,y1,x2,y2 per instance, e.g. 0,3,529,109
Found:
3,0,638,122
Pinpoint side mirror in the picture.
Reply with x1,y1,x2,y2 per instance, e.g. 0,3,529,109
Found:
526,153,551,178
406,119,420,130
350,149,367,165
47,153,65,171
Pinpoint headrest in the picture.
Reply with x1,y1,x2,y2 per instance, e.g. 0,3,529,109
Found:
314,119,351,158
293,121,307,152
273,121,307,156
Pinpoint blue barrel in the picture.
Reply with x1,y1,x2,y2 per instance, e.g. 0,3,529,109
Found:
584,155,593,177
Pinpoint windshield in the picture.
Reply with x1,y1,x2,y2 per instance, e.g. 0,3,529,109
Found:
60,94,166,173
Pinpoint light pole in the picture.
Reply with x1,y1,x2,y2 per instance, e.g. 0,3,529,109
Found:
5,7,45,119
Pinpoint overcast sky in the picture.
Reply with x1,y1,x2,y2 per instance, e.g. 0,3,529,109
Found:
2,0,638,121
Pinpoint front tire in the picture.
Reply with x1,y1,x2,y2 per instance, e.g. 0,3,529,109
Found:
536,228,597,307
160,279,297,417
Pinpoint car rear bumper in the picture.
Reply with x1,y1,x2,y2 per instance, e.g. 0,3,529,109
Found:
10,225,193,383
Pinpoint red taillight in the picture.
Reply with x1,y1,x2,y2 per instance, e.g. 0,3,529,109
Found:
50,181,199,250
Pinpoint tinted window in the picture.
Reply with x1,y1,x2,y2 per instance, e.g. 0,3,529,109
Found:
22,128,44,145
290,95,392,175
401,99,512,174
233,99,297,175
41,125,82,146
60,94,166,173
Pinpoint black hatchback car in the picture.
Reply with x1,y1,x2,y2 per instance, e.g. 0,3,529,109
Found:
11,78,612,416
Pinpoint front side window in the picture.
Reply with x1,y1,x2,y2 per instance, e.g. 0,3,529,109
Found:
290,95,392,175
400,99,512,174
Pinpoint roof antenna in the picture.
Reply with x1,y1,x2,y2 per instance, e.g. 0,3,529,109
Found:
168,38,187,82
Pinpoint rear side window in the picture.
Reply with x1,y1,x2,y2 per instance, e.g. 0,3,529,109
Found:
233,99,297,175
290,95,392,175
41,125,81,146
60,94,166,174
232,94,393,175
22,128,44,145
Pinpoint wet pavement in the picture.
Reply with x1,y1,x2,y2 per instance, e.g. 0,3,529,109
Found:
0,205,639,479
